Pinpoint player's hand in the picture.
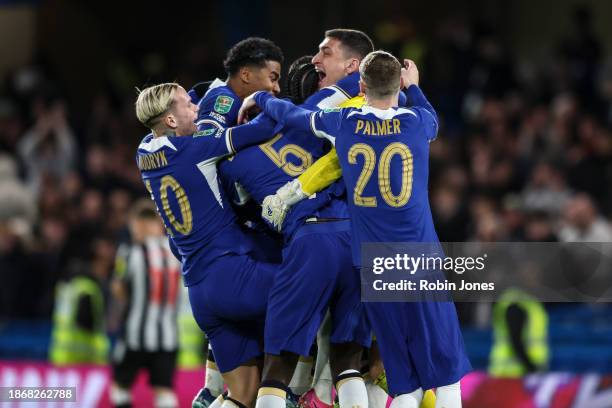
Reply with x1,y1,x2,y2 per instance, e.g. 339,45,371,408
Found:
260,179,308,232
401,59,419,88
261,194,289,232
237,93,259,124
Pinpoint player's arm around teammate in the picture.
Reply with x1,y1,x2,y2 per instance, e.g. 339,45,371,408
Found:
135,83,288,408
238,59,427,232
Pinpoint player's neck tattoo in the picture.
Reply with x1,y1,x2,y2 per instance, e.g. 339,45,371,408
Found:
153,129,176,138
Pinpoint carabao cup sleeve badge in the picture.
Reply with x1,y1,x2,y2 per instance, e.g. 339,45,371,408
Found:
214,95,234,114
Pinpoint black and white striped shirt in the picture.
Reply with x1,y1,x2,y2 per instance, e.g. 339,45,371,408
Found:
114,237,182,352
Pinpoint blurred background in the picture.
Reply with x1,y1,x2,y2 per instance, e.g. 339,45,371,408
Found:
1,0,611,406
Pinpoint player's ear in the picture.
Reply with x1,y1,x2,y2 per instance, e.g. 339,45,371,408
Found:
346,58,360,74
239,67,251,84
165,113,178,129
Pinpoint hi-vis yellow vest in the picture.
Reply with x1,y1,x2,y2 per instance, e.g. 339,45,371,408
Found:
489,288,549,377
49,276,109,365
178,287,205,369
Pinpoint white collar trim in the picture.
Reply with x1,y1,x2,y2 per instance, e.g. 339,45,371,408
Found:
138,135,177,152
348,106,417,120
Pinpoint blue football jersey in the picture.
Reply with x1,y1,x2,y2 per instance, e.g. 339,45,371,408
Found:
303,72,360,109
218,75,363,239
302,72,406,110
219,102,328,204
196,79,241,132
254,85,439,265
136,114,280,285
219,73,359,220
218,105,348,240
219,73,359,203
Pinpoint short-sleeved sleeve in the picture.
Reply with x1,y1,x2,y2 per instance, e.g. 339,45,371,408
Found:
196,90,240,131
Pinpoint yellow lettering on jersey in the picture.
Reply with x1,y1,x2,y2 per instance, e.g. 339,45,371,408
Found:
355,119,402,136
355,120,364,133
138,151,169,171
371,121,379,136
157,150,168,167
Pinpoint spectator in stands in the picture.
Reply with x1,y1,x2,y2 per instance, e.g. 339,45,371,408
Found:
523,212,558,242
558,194,612,242
0,154,36,223
109,200,181,408
521,161,571,215
16,98,77,194
432,184,470,242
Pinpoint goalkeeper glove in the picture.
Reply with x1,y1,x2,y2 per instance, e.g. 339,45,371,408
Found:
261,179,308,232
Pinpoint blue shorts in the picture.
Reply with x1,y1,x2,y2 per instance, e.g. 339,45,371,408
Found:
241,224,283,264
188,254,278,373
265,220,371,356
365,301,472,395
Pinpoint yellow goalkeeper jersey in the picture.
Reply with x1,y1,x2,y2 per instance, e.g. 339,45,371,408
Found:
297,95,364,195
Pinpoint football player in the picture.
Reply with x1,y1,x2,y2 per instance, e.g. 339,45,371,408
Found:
135,83,284,408
189,37,283,408
219,39,372,408
195,37,283,133
240,53,472,408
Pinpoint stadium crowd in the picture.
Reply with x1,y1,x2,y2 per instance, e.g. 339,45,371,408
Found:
1,11,611,326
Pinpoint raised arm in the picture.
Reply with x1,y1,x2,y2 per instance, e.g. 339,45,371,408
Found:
400,58,439,140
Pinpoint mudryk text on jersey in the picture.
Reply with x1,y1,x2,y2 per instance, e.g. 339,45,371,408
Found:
137,150,169,171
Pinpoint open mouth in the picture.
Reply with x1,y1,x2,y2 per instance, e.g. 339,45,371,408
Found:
316,69,326,87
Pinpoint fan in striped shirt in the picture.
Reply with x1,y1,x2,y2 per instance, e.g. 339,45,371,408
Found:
109,199,182,408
